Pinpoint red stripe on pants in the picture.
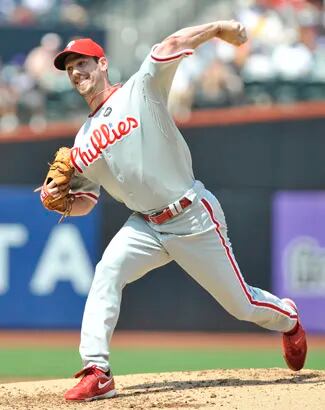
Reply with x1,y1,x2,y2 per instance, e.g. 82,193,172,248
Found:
201,198,297,319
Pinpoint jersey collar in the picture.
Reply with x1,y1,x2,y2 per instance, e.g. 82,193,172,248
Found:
88,83,122,117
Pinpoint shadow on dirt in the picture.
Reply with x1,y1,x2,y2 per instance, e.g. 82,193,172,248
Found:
120,372,324,397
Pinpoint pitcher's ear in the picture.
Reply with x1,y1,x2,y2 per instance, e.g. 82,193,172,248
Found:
98,56,108,71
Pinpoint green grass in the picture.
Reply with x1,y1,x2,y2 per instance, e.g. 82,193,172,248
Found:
0,347,324,379
111,348,325,375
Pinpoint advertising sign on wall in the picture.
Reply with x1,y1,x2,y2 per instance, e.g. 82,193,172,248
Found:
0,186,99,328
272,191,325,332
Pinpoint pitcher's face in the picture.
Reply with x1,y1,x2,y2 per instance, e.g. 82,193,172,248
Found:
65,54,108,97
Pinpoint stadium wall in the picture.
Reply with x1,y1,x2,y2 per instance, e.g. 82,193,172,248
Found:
0,103,324,332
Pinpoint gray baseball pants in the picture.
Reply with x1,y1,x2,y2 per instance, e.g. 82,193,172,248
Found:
79,181,297,371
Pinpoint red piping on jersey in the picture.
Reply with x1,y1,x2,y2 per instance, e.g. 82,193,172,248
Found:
150,46,194,62
88,84,122,117
200,198,298,320
74,192,98,202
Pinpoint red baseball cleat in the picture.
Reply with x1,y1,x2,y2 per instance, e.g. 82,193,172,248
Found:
282,298,307,371
64,365,116,401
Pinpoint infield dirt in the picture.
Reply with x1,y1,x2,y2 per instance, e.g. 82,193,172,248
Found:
0,368,324,410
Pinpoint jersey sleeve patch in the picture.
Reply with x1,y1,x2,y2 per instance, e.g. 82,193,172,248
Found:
150,44,194,63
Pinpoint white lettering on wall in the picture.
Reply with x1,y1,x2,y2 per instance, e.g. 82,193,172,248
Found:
30,224,94,296
0,224,28,294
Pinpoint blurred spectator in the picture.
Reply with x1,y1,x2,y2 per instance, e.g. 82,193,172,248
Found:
21,0,55,15
24,33,62,91
10,5,36,25
60,2,89,27
22,33,67,128
0,0,16,24
0,0,89,26
0,77,19,132
194,59,244,108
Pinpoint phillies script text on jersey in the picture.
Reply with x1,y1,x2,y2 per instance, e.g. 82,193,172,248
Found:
71,116,139,172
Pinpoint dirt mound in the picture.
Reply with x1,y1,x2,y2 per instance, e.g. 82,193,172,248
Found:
0,369,324,409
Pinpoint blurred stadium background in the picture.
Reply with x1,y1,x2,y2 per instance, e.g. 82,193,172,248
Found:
0,0,324,379
1,0,325,128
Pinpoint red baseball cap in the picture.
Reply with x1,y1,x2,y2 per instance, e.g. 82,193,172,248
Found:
54,38,105,70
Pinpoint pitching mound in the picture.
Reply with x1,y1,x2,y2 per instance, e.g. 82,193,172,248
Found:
0,369,324,409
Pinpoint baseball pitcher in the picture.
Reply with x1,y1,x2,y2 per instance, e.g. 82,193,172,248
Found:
40,19,307,402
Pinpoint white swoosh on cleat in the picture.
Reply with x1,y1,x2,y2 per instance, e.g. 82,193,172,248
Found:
294,336,304,346
98,380,111,389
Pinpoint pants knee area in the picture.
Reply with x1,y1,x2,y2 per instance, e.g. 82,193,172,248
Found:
231,304,255,322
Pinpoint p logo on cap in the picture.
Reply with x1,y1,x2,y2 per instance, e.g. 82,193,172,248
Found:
66,41,76,50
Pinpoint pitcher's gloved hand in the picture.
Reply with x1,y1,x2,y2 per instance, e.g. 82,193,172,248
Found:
36,147,75,221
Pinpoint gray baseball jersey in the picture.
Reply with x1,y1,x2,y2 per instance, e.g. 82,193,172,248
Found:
70,46,195,213
69,45,298,373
